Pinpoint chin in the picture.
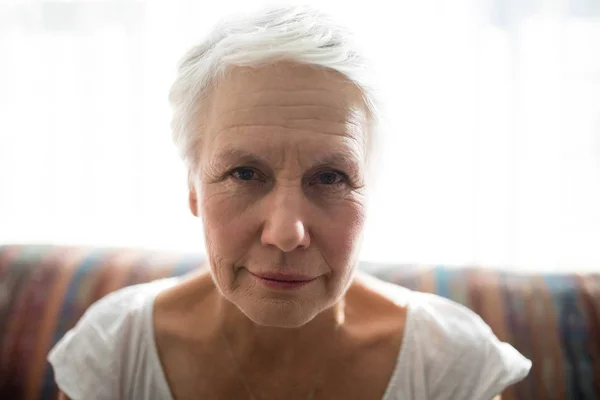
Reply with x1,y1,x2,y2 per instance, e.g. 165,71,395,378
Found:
215,267,352,328
236,297,325,328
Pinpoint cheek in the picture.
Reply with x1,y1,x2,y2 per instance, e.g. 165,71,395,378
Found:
200,190,258,280
316,201,366,270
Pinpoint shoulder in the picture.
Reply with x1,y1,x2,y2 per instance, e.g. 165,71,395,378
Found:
47,277,180,400
347,272,411,341
395,291,531,400
351,271,412,308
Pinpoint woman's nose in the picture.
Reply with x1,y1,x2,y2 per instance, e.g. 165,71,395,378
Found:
260,187,311,252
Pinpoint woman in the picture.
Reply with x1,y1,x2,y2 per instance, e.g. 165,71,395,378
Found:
48,6,531,400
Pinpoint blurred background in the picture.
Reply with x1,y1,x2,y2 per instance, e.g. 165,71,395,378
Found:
0,0,599,271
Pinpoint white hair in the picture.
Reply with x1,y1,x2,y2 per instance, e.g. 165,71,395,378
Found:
169,5,381,180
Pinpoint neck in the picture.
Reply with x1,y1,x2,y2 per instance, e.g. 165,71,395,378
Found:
212,291,346,362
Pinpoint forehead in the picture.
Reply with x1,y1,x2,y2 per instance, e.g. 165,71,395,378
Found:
200,62,369,164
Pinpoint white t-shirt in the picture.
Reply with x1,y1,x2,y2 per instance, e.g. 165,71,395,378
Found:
48,275,532,400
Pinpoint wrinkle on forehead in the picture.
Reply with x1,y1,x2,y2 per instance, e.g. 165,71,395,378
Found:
201,64,369,152
210,118,365,147
216,91,366,123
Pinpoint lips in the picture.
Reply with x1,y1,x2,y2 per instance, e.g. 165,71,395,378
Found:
249,271,317,283
246,269,319,290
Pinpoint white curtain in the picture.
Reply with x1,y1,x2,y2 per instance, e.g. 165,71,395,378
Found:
1,0,599,271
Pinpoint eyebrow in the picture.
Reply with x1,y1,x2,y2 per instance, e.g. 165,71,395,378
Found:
210,148,270,169
211,148,362,171
310,151,362,171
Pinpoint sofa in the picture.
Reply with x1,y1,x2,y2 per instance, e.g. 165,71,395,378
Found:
0,244,599,400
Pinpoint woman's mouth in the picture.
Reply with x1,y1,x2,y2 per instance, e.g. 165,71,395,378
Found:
248,271,318,290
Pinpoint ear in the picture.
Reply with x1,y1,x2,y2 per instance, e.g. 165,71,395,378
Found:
188,184,199,217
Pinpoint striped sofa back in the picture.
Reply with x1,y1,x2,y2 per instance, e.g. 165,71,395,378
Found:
1,245,599,400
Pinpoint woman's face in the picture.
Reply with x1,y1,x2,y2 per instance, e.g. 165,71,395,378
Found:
189,62,370,327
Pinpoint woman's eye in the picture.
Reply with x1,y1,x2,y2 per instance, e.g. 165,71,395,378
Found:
317,171,345,185
231,167,257,181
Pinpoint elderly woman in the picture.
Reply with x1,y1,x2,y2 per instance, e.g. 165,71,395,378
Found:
48,6,531,400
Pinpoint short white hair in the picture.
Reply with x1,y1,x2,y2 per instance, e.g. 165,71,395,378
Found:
169,5,380,179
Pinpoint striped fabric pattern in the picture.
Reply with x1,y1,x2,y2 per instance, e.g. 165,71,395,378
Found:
0,245,599,400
